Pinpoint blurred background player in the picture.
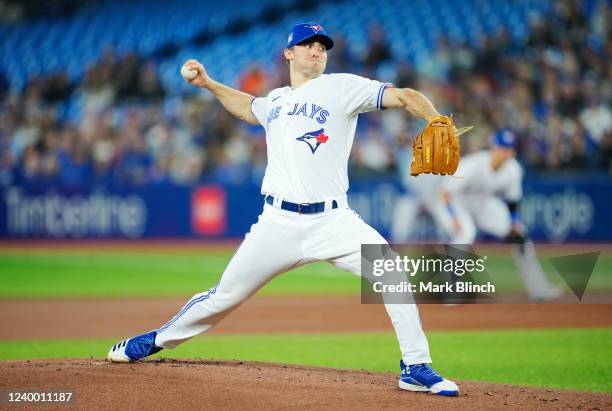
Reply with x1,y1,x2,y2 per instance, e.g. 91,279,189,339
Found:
436,129,564,301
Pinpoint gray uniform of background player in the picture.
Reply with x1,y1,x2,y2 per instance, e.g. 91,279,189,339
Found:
438,150,562,300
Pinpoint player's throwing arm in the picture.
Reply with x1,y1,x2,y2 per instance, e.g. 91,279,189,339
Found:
181,59,260,125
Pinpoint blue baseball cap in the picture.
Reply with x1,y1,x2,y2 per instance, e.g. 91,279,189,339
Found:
492,129,517,148
286,22,334,50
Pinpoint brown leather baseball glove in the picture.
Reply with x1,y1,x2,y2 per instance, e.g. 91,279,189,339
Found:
410,115,472,176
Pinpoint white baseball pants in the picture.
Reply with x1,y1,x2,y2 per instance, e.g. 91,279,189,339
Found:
154,203,432,365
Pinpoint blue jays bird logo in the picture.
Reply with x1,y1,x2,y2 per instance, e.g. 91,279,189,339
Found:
308,24,323,32
296,128,329,154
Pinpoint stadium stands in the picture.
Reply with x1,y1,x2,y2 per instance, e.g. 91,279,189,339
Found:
0,0,610,189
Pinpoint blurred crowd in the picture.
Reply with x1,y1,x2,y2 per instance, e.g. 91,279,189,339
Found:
0,0,610,189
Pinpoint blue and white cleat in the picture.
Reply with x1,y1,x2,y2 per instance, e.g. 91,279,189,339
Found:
399,360,459,396
107,331,163,363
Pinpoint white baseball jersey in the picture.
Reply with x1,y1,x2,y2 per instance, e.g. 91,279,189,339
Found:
148,72,436,368
442,150,523,202
251,73,390,203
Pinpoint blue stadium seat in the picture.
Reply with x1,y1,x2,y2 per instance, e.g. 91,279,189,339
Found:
0,0,565,91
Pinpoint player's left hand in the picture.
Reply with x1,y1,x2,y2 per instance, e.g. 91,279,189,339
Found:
452,217,462,234
506,221,527,244
511,221,526,234
411,116,473,176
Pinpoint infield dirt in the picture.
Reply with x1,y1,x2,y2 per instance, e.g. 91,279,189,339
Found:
1,296,612,339
1,359,611,410
2,294,612,409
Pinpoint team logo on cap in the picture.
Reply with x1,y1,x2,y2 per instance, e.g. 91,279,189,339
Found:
307,24,324,32
288,33,293,43
502,130,514,144
493,129,517,148
296,128,329,154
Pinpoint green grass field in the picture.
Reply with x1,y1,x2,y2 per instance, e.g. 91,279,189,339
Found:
1,246,611,393
0,247,610,298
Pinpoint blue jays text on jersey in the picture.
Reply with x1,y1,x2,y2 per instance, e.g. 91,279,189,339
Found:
267,102,330,125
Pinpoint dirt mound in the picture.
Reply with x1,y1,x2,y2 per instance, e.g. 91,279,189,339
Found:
1,359,610,410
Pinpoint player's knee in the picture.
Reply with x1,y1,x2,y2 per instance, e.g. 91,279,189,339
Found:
188,286,246,313
213,288,255,312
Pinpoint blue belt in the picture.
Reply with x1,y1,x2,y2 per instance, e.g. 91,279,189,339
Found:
265,195,338,214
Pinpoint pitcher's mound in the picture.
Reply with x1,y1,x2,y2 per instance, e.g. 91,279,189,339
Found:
1,359,610,410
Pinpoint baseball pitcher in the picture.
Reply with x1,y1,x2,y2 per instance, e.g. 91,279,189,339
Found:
108,22,468,396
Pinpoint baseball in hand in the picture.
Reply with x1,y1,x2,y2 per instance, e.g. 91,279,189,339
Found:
181,65,198,81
